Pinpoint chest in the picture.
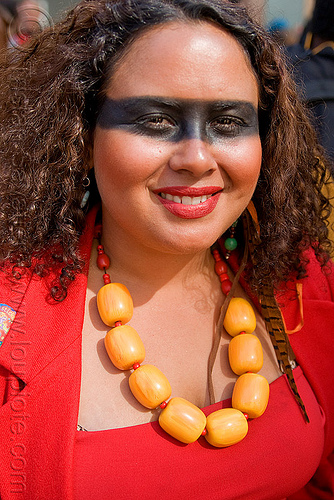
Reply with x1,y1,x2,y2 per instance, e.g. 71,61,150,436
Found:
78,278,282,431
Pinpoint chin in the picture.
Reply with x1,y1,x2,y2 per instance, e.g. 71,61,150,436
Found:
153,230,224,255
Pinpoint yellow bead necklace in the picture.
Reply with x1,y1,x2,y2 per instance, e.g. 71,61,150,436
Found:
95,225,269,447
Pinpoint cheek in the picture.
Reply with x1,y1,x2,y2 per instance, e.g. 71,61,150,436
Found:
93,129,166,187
221,136,262,187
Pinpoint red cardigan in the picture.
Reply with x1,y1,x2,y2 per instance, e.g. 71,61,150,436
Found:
0,209,333,499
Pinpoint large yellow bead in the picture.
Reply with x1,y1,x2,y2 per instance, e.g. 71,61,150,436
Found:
228,333,263,375
159,397,207,444
223,297,256,337
205,408,248,447
104,324,145,370
129,364,172,409
232,372,269,418
97,283,133,326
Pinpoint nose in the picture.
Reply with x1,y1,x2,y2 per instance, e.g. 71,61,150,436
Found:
168,139,218,177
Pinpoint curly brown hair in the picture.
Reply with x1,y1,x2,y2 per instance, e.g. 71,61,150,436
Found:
0,0,332,300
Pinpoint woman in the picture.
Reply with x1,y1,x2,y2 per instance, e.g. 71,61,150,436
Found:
0,0,333,498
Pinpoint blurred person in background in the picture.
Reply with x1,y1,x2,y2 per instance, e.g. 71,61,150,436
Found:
0,0,49,50
287,0,334,171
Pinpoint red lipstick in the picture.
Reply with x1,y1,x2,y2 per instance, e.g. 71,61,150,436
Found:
153,186,222,219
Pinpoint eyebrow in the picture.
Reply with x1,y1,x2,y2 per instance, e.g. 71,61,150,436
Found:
101,96,258,111
209,101,257,113
114,96,183,110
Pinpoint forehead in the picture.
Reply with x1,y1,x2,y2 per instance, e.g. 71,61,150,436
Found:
106,21,259,104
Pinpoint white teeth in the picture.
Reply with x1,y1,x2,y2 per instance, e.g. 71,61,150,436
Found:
192,196,202,205
182,196,192,205
160,193,211,204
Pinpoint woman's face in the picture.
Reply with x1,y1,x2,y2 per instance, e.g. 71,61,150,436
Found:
93,21,262,255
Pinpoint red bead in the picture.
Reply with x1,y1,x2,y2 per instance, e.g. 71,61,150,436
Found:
243,413,249,420
97,244,104,254
115,321,123,327
94,225,102,239
219,273,230,283
160,401,167,409
239,331,246,335
133,363,140,370
201,428,207,436
103,273,111,284
97,253,110,270
221,280,232,295
212,249,220,262
214,260,228,275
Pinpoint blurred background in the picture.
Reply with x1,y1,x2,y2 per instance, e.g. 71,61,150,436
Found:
0,0,319,48
243,0,315,45
44,0,315,44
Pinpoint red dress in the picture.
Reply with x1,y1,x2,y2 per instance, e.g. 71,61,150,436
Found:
73,367,325,500
0,206,333,499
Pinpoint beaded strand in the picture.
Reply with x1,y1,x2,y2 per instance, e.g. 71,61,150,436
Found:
94,228,269,447
223,220,238,260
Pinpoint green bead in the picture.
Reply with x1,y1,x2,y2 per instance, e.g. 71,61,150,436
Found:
224,237,238,251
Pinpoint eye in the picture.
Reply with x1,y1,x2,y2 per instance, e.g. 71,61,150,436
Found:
136,114,176,132
210,116,244,135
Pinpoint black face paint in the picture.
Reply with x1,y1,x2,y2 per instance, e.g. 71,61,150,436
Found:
97,97,259,143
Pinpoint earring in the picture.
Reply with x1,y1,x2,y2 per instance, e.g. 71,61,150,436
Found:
224,220,238,259
80,176,91,208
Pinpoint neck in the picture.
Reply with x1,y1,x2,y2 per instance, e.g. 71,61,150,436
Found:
100,237,214,291
99,215,215,294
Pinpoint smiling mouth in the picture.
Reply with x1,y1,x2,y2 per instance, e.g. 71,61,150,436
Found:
155,188,222,219
159,193,213,205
